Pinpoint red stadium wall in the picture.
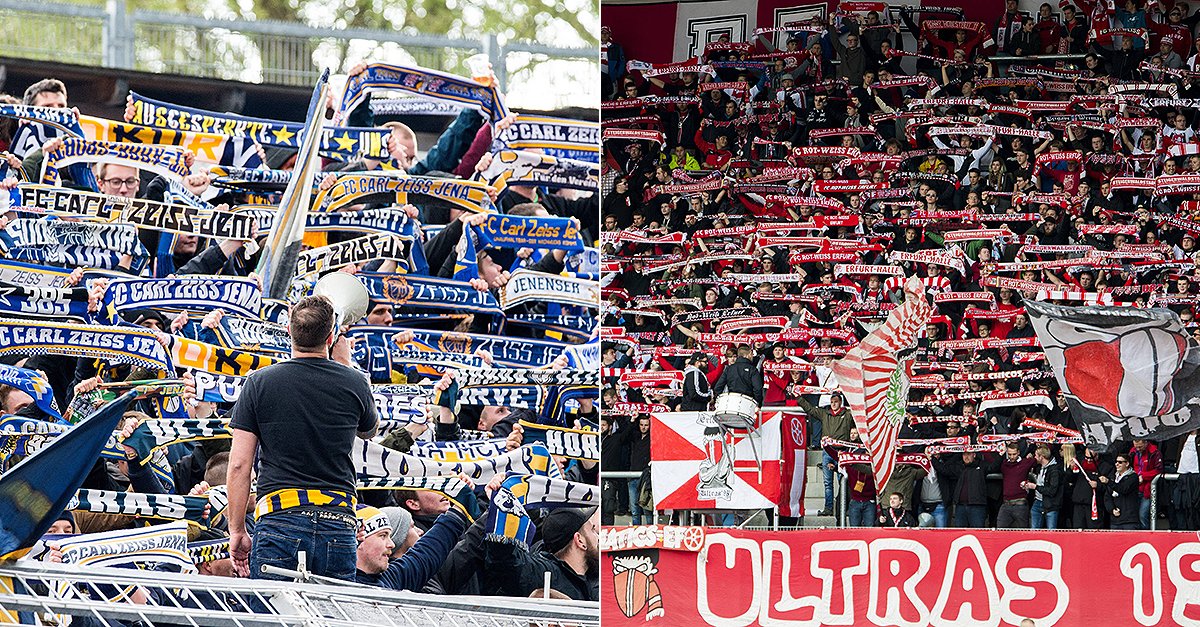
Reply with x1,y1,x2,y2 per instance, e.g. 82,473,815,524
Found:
604,2,680,65
603,526,1200,627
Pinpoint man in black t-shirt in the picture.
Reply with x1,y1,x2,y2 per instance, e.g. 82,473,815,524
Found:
226,295,379,581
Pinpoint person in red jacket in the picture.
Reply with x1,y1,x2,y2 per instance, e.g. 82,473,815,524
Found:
1149,2,1195,58
846,460,878,526
762,344,792,406
1130,438,1163,528
925,26,985,60
694,120,734,170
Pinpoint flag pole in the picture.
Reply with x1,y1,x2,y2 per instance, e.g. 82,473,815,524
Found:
256,68,331,300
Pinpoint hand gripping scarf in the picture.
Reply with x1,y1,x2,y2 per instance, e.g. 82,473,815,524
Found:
486,474,597,547
478,150,599,192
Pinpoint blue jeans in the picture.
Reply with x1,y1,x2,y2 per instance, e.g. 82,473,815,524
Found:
250,509,357,582
847,499,875,527
1140,497,1152,529
628,478,644,525
953,504,988,528
1030,500,1058,529
809,417,823,448
920,502,947,528
822,452,835,511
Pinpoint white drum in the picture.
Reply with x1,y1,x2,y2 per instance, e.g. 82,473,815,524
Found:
713,392,758,428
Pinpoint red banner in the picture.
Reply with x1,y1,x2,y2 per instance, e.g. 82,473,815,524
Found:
602,527,1200,626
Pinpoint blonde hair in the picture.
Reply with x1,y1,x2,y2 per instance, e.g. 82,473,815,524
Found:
1061,444,1077,469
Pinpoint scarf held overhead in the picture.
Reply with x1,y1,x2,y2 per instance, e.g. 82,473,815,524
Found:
336,63,510,125
0,318,170,371
125,91,390,161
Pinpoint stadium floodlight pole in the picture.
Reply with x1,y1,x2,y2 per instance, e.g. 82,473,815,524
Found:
256,68,331,300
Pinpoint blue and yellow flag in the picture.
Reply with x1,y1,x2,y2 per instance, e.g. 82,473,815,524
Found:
0,391,135,560
453,226,480,283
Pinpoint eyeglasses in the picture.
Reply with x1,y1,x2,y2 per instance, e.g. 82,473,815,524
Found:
1116,460,1129,464
102,177,140,188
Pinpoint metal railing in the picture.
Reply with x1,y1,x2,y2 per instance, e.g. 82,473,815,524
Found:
1150,472,1180,531
601,471,641,480
0,560,599,627
606,469,1193,531
0,0,596,108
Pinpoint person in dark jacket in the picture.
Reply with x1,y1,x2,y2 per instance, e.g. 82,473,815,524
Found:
1069,446,1111,529
878,492,917,527
938,450,1001,528
1009,18,1040,56
1090,35,1146,80
713,344,764,405
355,504,468,591
600,415,626,525
1022,445,1062,529
681,352,714,411
826,15,868,86
1104,453,1142,529
616,414,651,525
482,506,598,600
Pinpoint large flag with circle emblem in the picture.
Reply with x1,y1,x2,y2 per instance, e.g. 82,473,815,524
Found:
1024,300,1200,451
831,276,932,493
649,411,781,510
770,407,808,518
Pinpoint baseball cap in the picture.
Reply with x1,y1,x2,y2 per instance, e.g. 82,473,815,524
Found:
481,245,516,270
121,308,168,329
539,506,597,554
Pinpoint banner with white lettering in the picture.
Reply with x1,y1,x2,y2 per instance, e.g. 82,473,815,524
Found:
495,115,600,162
310,172,494,214
42,138,190,186
7,184,257,240
474,214,586,252
78,115,264,169
0,318,171,371
336,63,509,125
295,233,408,278
601,527,1200,627
102,276,262,319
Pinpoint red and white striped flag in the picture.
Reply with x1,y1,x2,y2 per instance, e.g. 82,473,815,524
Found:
831,276,932,492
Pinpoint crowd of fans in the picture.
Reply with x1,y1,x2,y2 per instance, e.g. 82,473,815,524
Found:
0,61,600,624
600,1,1200,531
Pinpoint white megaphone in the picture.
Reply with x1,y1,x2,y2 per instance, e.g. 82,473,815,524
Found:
312,272,370,343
